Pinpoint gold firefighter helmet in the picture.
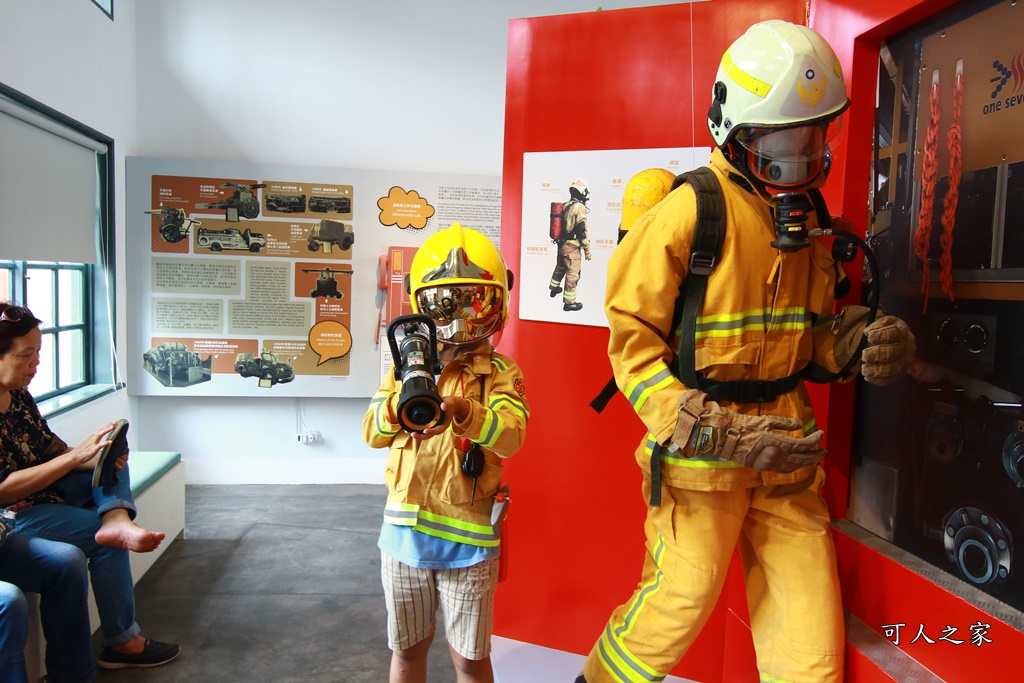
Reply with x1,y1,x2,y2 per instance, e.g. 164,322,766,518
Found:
406,222,513,346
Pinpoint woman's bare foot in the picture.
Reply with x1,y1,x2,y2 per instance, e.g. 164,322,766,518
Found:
95,509,165,553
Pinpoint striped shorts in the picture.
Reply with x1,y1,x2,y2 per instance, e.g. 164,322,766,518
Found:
380,551,500,660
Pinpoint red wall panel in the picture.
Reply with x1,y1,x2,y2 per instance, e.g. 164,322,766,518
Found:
497,2,806,680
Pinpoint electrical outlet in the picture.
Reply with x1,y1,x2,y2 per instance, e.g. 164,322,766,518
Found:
296,432,321,445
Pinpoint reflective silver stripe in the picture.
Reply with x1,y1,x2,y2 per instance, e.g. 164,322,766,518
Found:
372,394,398,437
417,515,498,544
695,307,812,338
490,357,509,372
478,407,504,448
625,366,674,413
489,395,529,421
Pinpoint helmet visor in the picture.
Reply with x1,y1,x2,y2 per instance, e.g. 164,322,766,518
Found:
416,284,504,345
737,117,842,188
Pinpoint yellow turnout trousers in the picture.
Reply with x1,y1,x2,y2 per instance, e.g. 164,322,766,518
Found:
583,471,844,683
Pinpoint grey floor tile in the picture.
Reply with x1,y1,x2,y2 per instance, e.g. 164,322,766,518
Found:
94,485,458,682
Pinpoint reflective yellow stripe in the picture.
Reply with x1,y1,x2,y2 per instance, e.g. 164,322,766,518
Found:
696,306,812,339
489,394,529,422
625,364,675,413
721,48,772,98
383,502,499,547
596,536,669,682
478,407,504,448
644,434,741,468
370,393,398,437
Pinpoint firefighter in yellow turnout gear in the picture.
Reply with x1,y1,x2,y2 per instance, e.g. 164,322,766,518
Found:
577,21,914,683
549,178,592,311
363,223,530,683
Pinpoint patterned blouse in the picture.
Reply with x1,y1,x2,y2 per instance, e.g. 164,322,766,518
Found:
1,388,68,510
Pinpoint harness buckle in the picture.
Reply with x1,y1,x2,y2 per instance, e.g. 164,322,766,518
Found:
689,251,716,276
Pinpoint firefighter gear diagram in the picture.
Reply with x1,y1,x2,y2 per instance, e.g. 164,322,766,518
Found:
519,147,709,328
126,157,501,397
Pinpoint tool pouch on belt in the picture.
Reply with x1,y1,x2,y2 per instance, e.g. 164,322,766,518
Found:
669,389,826,473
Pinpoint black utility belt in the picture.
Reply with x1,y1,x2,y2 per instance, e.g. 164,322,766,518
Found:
698,372,803,404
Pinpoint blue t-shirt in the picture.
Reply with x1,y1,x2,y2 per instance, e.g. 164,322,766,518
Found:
378,522,497,569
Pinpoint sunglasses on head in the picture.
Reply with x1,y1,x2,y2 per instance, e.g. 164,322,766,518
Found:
0,306,31,324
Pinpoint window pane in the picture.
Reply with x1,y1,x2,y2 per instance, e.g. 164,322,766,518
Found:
58,328,85,387
26,268,55,326
0,266,11,303
33,331,57,395
58,269,85,325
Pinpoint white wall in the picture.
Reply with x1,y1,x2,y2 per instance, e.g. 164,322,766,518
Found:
0,0,137,443
2,0,679,484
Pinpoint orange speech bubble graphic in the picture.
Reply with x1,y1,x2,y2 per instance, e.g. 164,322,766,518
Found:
377,186,436,229
308,320,353,366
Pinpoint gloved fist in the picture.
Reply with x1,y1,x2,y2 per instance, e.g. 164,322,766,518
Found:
670,389,826,473
861,315,916,386
584,249,592,261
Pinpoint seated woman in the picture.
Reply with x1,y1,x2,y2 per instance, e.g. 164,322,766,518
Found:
0,533,94,683
0,302,179,669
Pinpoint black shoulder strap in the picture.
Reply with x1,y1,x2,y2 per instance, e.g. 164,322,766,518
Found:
589,167,726,414
674,167,726,390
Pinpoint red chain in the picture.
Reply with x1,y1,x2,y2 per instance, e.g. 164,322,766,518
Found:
914,71,941,314
940,65,963,302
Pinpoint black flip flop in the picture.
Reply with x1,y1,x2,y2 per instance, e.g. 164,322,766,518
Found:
92,419,129,489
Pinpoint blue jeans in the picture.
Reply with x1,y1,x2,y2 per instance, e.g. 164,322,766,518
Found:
0,534,95,683
13,467,141,646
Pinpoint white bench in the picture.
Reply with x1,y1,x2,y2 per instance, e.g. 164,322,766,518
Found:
24,452,185,681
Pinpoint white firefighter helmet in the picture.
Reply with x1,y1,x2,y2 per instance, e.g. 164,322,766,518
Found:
707,20,850,189
569,178,590,202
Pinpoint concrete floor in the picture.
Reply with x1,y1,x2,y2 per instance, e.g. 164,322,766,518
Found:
93,485,458,683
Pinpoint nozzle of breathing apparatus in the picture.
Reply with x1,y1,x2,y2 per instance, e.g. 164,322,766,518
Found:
386,314,445,433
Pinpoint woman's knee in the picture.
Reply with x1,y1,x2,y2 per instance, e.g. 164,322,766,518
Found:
0,582,29,625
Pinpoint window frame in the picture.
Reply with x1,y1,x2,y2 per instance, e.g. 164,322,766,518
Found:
0,82,119,418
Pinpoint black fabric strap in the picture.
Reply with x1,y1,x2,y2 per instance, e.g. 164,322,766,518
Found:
649,443,662,507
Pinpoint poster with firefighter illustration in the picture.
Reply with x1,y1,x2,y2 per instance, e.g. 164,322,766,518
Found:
519,147,710,328
126,157,500,397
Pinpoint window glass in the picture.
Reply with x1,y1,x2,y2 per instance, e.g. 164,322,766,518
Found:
26,267,55,327
58,329,85,387
34,331,56,395
58,268,85,325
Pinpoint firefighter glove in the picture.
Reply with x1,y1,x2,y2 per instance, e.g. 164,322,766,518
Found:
834,306,915,386
670,389,826,473
860,315,915,386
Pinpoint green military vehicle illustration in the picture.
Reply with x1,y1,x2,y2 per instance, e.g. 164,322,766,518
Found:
306,219,354,253
234,350,296,387
196,227,266,252
301,266,354,299
308,195,351,214
142,342,212,387
265,193,307,213
144,207,203,243
195,181,267,221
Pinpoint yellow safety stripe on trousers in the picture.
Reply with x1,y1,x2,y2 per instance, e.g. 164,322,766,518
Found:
695,306,812,339
596,536,669,683
625,363,675,414
383,501,500,547
761,674,798,683
370,392,398,437
721,48,772,98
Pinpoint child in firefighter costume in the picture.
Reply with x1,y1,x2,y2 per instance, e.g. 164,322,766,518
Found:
576,21,915,683
363,223,529,683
